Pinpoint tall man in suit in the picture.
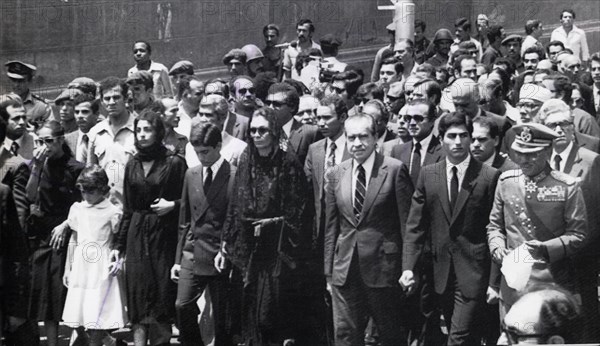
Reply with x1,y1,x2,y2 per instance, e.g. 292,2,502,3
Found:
64,94,100,163
266,83,320,164
171,122,236,346
392,100,444,186
325,113,414,346
400,111,500,345
540,99,600,341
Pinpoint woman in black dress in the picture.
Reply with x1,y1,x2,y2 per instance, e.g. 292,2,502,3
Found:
26,121,84,346
223,107,310,346
113,109,186,346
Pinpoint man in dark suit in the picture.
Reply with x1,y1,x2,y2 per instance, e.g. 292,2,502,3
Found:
64,93,100,163
392,100,444,186
400,111,500,345
541,99,600,341
266,83,320,164
2,96,34,160
325,113,414,346
171,122,236,346
574,131,600,153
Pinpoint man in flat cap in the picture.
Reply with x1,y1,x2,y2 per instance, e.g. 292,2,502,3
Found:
501,35,524,75
5,61,53,130
223,49,247,78
126,71,154,115
168,60,194,99
128,40,173,99
320,34,347,74
68,77,97,98
487,122,587,319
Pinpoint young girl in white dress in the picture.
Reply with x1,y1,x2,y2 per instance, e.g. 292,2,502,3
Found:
61,165,127,346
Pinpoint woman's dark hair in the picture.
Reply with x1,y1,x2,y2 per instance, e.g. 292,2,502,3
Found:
0,117,7,144
134,109,166,144
438,110,473,138
249,107,282,150
40,121,73,157
76,164,111,195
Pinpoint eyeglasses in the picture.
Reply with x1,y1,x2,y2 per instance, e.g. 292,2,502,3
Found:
238,87,256,95
386,95,401,102
331,86,346,94
404,114,428,123
35,136,63,145
545,120,572,129
265,100,287,108
249,127,270,136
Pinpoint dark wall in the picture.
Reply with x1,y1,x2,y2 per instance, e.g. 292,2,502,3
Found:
0,0,598,97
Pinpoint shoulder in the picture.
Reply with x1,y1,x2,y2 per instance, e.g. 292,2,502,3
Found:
499,169,522,181
549,170,577,186
167,151,187,167
383,155,403,168
308,138,326,151
88,120,108,139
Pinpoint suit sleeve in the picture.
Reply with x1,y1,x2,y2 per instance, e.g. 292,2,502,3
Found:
395,162,414,240
12,162,30,230
175,171,191,265
324,166,340,278
487,179,507,256
544,184,587,262
402,168,428,272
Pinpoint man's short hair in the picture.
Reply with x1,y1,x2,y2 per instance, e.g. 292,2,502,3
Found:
547,40,565,54
133,40,152,54
356,83,384,101
263,23,280,36
414,19,426,32
364,99,389,121
413,79,442,104
458,41,477,51
493,57,516,76
332,70,363,98
454,17,471,32
438,110,473,138
407,99,436,120
523,46,545,59
489,68,511,96
0,95,23,123
453,55,477,73
200,95,229,120
415,63,436,79
559,9,576,19
296,18,315,33
345,113,377,136
487,25,504,43
472,115,500,139
73,93,99,114
190,122,222,148
320,94,348,120
268,83,300,114
544,74,573,103
525,20,542,35
590,52,600,64
99,77,128,98
381,57,404,75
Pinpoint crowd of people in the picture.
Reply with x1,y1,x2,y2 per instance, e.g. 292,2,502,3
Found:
0,7,599,346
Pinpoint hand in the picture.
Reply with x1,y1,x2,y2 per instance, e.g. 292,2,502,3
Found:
33,145,47,161
399,270,416,293
486,286,500,304
49,224,68,250
170,264,181,282
63,271,69,288
108,250,122,276
150,198,175,216
214,252,228,273
525,240,548,262
492,247,510,264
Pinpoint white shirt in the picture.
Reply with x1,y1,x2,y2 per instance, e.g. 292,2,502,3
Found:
282,40,322,81
446,155,471,199
521,35,542,56
282,118,294,138
550,25,590,61
411,133,433,167
175,100,193,139
204,156,224,183
483,152,496,167
593,84,600,112
75,130,90,163
325,135,346,169
128,61,174,99
351,150,376,203
551,142,574,172
185,131,247,168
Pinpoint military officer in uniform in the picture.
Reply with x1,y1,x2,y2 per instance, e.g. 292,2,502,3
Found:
5,61,53,130
487,123,587,319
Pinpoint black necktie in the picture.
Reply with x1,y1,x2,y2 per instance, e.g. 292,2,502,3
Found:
204,167,213,192
354,164,366,222
410,141,422,182
327,141,337,169
82,134,89,147
10,142,19,156
450,166,459,213
553,155,562,171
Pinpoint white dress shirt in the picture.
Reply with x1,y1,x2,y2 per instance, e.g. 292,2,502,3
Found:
325,134,346,169
551,142,574,172
411,132,433,167
550,25,590,61
204,156,224,183
75,130,90,163
185,131,247,168
593,84,599,113
446,155,471,198
351,150,376,203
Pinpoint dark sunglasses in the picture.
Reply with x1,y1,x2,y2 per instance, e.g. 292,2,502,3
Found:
265,100,287,108
238,87,256,95
249,127,270,136
404,114,427,123
35,136,62,145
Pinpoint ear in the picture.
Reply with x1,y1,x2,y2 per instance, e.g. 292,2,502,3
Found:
546,335,564,344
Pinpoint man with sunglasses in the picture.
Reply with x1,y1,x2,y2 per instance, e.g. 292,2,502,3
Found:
266,83,320,164
487,122,587,324
539,99,600,341
4,61,53,131
231,76,258,118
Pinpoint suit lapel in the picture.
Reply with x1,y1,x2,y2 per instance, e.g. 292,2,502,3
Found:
450,159,479,225
400,142,412,165
289,120,303,152
340,162,355,225
314,141,326,197
341,143,351,161
425,136,443,165
205,162,230,205
359,154,387,223
438,161,452,223
562,146,580,175
193,167,210,219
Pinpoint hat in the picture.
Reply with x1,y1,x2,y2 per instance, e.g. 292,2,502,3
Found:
501,34,522,45
240,45,264,62
168,60,194,76
319,34,343,47
386,22,396,32
519,84,553,103
54,88,82,105
126,71,153,85
477,14,489,22
432,28,454,43
511,123,559,153
538,99,571,120
222,49,247,65
5,60,36,79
